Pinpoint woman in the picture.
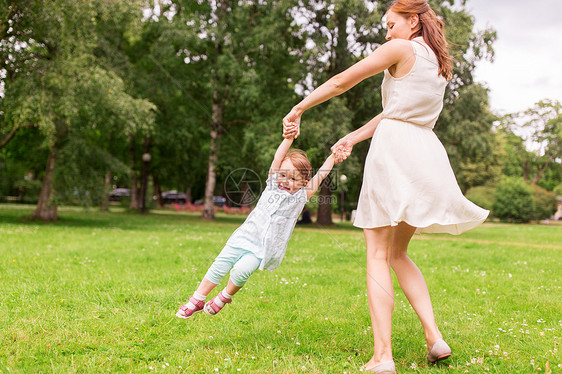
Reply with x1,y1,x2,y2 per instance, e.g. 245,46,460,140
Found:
282,1,489,372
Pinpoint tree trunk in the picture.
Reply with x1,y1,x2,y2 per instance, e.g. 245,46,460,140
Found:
31,151,58,221
202,2,227,219
185,187,192,205
129,140,141,210
101,169,111,211
139,139,151,214
202,87,224,220
153,174,164,209
130,174,141,209
314,10,347,226
316,178,333,225
202,126,220,219
0,126,20,149
531,155,553,185
523,160,529,182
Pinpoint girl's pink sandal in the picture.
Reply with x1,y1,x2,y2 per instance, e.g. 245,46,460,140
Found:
176,296,205,319
204,293,231,315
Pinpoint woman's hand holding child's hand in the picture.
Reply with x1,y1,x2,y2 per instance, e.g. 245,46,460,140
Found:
283,123,298,139
331,136,353,163
283,107,302,139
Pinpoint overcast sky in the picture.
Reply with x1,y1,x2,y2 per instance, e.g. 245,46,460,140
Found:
467,0,562,115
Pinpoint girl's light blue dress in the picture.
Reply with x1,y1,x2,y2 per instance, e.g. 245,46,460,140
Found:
225,173,308,271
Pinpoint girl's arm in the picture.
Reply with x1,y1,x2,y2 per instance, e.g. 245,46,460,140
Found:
283,39,412,137
305,154,336,200
268,138,294,178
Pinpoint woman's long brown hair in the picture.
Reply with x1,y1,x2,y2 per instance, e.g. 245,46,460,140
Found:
389,0,454,80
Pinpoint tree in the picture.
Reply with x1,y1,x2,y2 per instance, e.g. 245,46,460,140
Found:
436,84,504,192
432,3,500,192
289,0,498,219
520,100,561,185
0,0,154,220
498,100,562,188
156,0,306,219
124,7,210,210
289,0,386,224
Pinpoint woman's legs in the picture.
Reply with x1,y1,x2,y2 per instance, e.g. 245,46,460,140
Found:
389,222,442,346
364,226,395,367
364,222,444,367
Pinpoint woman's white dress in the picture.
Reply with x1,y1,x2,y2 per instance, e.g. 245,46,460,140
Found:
353,37,489,235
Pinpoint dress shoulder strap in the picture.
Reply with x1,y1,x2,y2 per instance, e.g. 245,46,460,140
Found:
409,38,429,55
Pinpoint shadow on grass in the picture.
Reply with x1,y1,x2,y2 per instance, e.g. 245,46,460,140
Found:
0,203,360,233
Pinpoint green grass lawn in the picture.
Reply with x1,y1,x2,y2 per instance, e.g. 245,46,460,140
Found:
0,204,560,373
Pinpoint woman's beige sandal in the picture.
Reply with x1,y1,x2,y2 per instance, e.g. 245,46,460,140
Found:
427,339,451,363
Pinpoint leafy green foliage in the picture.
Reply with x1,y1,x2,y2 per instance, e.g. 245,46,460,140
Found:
493,177,535,223
529,184,558,221
465,185,496,212
435,81,502,193
1,0,155,218
499,100,562,187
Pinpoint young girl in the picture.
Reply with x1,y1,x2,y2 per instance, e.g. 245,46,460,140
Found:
176,135,337,318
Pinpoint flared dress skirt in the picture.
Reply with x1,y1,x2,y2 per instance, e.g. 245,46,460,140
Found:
353,118,489,235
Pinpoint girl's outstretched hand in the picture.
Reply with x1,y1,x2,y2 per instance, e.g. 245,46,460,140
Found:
283,107,302,139
331,136,353,163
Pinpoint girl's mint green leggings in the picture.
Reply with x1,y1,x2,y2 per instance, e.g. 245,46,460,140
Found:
204,245,261,287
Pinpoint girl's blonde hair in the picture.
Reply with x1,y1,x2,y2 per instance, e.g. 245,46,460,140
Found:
284,149,312,181
388,0,454,80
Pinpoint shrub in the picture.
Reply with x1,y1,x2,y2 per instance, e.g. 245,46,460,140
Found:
466,186,496,211
492,178,535,223
554,183,562,197
530,184,558,220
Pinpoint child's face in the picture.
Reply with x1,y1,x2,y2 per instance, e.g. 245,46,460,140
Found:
277,159,307,194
